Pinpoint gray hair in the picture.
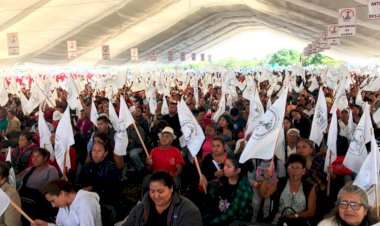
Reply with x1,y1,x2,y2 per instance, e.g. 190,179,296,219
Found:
336,184,371,211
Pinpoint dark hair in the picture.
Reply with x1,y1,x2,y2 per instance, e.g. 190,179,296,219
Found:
149,171,174,189
20,132,35,143
198,106,206,113
93,132,114,160
97,115,109,124
0,161,12,179
287,153,306,168
219,114,233,130
212,136,226,146
43,179,75,196
226,153,249,177
32,148,50,159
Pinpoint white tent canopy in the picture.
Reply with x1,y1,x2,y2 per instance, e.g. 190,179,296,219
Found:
1,0,380,66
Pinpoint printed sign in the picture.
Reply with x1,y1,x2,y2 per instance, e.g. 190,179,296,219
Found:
201,53,205,61
150,50,157,61
180,52,185,61
102,45,110,60
338,8,356,37
191,53,196,61
131,48,138,61
168,50,173,61
67,40,77,59
7,33,20,55
368,0,380,19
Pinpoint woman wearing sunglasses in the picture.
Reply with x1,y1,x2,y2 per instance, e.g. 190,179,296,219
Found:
318,184,379,226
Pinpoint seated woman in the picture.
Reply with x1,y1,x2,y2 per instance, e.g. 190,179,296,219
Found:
201,137,227,181
259,154,317,226
76,138,120,207
19,148,59,221
0,161,22,226
31,179,102,226
217,115,235,152
202,154,253,226
318,184,379,226
200,124,217,160
11,132,38,175
124,171,202,226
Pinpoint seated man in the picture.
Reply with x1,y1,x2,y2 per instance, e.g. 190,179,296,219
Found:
146,127,184,176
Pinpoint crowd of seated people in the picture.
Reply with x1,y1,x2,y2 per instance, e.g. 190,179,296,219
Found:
0,71,379,226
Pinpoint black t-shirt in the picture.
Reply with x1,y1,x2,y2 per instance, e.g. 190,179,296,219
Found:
146,203,170,226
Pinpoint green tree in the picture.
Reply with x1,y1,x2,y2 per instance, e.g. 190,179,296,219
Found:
302,53,341,66
267,49,301,66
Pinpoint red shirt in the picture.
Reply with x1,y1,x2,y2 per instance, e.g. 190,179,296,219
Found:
151,146,185,175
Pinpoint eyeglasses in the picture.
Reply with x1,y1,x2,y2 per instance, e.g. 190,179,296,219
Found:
338,201,364,210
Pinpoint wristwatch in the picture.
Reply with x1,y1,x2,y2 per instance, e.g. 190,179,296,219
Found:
294,213,299,218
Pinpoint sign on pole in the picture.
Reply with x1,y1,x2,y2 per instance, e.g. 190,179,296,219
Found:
131,48,138,61
368,0,380,19
168,50,173,61
191,53,196,61
338,8,356,37
201,53,205,61
7,33,20,56
180,52,185,61
150,50,157,61
208,54,212,62
102,45,110,60
67,40,77,59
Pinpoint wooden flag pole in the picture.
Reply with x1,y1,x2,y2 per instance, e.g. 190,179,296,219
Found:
375,183,379,218
194,157,207,194
132,123,149,157
10,199,33,223
327,149,332,196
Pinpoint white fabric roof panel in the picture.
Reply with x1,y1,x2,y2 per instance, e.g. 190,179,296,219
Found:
0,0,380,66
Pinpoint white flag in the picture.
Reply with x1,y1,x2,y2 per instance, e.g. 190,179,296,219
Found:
54,107,75,173
275,126,286,163
0,80,9,106
38,106,54,160
355,87,364,108
161,97,169,115
353,134,379,207
374,107,380,124
245,87,264,137
108,97,133,156
212,93,226,123
362,76,380,92
0,188,10,216
66,74,81,110
239,87,288,163
331,78,349,113
19,91,32,115
348,109,355,141
324,110,338,172
178,98,205,157
309,88,328,146
146,85,157,115
90,98,98,126
344,104,373,173
5,147,16,188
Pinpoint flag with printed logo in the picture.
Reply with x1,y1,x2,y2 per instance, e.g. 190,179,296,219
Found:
178,98,205,157
239,87,288,162
310,88,328,146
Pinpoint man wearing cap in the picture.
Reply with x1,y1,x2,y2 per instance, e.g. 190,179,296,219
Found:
146,127,185,176
285,128,300,159
338,108,356,142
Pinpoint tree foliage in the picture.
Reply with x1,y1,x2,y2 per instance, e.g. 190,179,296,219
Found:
267,49,301,66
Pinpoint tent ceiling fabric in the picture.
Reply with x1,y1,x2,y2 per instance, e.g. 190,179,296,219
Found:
1,0,380,66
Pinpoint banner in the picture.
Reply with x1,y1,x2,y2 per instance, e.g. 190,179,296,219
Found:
67,40,77,59
102,45,110,60
208,54,212,62
201,53,205,61
338,8,356,36
368,0,380,19
7,32,20,55
130,48,138,61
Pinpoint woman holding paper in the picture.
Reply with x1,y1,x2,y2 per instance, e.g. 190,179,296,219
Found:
0,161,22,226
201,137,227,181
